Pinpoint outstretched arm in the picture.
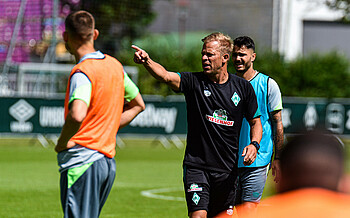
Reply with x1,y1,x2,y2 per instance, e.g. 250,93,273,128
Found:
132,45,181,91
242,117,263,166
270,110,284,183
119,93,145,129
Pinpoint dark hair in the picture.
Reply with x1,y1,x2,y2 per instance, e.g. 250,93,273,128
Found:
65,10,95,42
280,130,344,192
233,36,255,52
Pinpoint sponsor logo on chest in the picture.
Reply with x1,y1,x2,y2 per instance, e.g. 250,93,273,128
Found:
206,109,234,126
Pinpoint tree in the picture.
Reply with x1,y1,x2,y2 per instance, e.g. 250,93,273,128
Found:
326,0,350,22
61,0,156,55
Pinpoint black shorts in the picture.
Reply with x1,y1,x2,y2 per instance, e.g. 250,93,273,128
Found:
183,165,238,217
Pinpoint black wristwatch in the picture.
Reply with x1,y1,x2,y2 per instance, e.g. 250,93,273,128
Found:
250,141,260,152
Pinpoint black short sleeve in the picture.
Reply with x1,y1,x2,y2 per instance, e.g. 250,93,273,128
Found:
179,72,194,93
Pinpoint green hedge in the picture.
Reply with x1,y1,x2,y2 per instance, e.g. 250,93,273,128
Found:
117,32,205,96
117,33,350,98
254,50,350,98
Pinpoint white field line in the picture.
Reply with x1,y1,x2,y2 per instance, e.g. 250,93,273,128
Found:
140,187,185,202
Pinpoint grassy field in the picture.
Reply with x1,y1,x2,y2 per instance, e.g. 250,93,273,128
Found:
0,137,188,218
0,137,349,217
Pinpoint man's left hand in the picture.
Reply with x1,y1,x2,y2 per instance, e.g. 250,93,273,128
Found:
242,144,257,166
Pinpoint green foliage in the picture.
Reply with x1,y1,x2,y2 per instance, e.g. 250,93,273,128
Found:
326,0,350,22
251,50,350,98
253,49,293,97
63,0,156,54
118,33,350,98
118,32,206,96
253,50,287,83
287,52,350,97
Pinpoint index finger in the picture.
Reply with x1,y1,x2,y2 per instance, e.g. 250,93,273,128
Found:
131,45,142,51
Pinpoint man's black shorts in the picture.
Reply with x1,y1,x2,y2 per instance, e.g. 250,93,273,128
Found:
183,165,238,217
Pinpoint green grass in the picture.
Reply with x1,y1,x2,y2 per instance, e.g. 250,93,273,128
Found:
1,137,349,217
0,138,188,218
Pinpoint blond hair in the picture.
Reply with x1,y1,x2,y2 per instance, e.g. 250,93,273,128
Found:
202,32,233,55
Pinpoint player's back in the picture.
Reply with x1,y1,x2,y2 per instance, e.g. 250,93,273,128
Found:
65,54,125,158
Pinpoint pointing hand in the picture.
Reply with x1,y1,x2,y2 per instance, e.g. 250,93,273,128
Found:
132,45,149,64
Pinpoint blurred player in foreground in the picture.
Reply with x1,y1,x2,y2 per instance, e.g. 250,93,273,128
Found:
55,10,145,217
132,32,262,218
232,36,284,213
234,130,350,218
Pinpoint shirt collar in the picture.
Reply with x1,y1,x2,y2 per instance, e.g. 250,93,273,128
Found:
78,51,105,64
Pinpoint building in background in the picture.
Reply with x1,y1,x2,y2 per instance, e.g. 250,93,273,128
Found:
148,0,349,60
148,0,280,51
0,0,348,64
303,20,350,58
279,0,345,60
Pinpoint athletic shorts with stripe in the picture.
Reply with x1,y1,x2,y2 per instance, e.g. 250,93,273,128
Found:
235,165,269,204
60,156,116,218
183,165,238,217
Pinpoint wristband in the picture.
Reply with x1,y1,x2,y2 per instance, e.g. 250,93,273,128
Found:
250,141,260,152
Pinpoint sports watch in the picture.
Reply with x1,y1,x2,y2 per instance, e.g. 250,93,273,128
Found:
250,141,260,152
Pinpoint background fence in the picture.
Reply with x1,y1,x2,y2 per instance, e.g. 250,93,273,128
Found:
1,95,350,138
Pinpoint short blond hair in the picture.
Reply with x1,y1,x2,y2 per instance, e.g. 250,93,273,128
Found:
202,32,233,55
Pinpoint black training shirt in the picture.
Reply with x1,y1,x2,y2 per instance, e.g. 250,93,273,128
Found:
179,72,260,173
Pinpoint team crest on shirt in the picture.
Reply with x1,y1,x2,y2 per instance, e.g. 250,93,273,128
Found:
204,90,211,97
203,88,211,97
231,92,241,106
188,183,203,192
206,109,234,126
